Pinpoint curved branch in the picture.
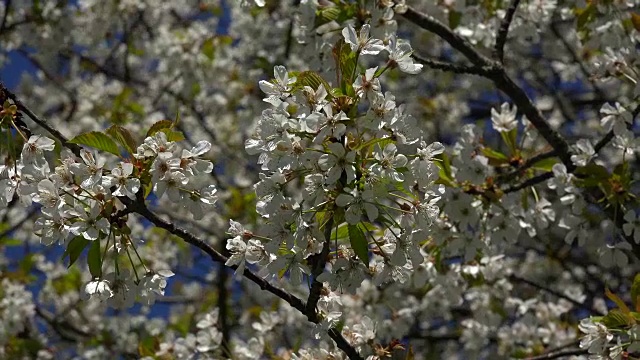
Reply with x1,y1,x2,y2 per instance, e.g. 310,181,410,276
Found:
402,6,492,66
126,199,363,360
402,5,574,169
5,84,364,360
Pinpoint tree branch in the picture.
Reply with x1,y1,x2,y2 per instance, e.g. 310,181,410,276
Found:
493,0,521,62
6,84,364,360
305,216,333,320
402,6,492,66
125,199,364,360
412,53,493,76
525,348,586,360
1,83,82,156
402,5,574,169
503,171,554,193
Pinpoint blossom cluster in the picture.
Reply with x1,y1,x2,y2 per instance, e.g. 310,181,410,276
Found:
2,0,640,359
1,129,217,308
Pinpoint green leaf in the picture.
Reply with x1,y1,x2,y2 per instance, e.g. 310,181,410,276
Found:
160,129,186,142
138,335,160,357
332,222,376,242
20,253,35,274
348,224,369,265
606,287,631,314
434,153,455,186
63,236,90,268
530,157,558,171
315,6,341,27
631,12,640,32
500,128,518,155
201,37,215,60
87,239,102,278
294,71,332,96
106,125,137,155
332,39,357,93
332,222,350,242
481,147,509,165
448,10,462,29
354,137,390,152
576,4,597,33
576,163,610,178
69,131,120,156
601,309,635,328
174,109,181,127
632,274,640,311
127,101,145,116
613,162,631,187
146,120,174,137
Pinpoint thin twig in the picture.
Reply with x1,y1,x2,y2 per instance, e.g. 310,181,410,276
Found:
412,54,492,76
127,199,363,360
510,275,605,315
503,171,554,193
402,5,574,169
494,0,521,62
305,216,334,319
526,348,586,360
1,83,82,156
496,149,556,186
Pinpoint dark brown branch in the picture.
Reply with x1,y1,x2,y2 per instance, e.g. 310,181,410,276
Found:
126,199,363,360
0,209,38,239
305,216,334,320
503,171,554,193
7,86,364,360
491,72,574,168
1,83,82,156
496,149,556,186
493,0,521,62
402,6,492,66
525,348,587,360
217,238,230,355
402,6,574,169
412,54,492,76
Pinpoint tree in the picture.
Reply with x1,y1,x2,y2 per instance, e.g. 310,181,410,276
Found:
0,0,639,358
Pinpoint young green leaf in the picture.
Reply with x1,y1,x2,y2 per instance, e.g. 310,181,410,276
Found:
106,125,137,155
63,236,90,269
69,131,121,156
348,224,369,265
146,120,174,137
87,238,102,278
